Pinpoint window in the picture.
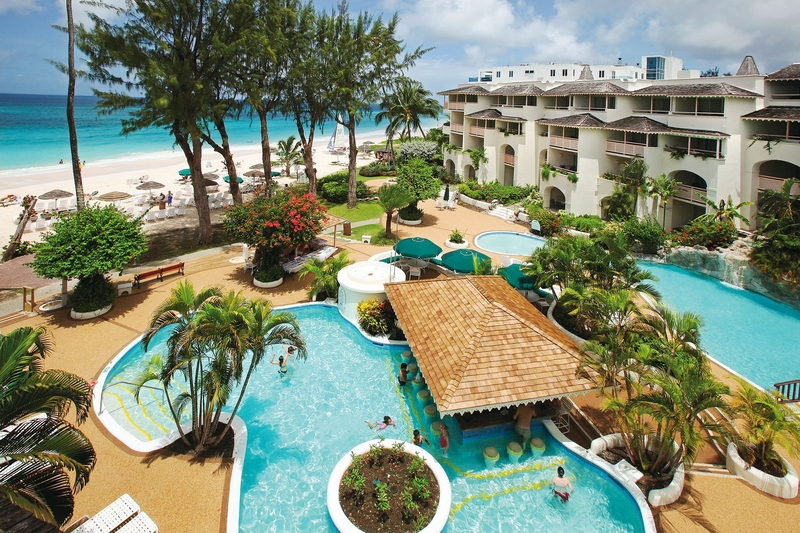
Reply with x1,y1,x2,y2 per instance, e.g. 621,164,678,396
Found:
607,97,616,109
509,71,514,78
525,69,535,74
496,71,501,78
467,95,478,103
646,56,666,80
611,71,616,78
599,70,605,78
526,96,537,106
562,69,568,76
550,69,556,76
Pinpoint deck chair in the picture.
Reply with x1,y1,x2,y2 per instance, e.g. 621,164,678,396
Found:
530,220,542,236
408,266,422,280
435,199,445,210
71,493,140,533
115,511,158,533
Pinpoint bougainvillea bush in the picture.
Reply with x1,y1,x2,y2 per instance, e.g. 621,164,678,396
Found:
672,218,737,250
223,190,327,267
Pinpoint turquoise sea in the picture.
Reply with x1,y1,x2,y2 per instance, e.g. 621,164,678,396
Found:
0,93,441,176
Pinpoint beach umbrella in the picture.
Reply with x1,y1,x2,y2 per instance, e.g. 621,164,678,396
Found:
38,189,74,200
202,178,219,187
202,172,219,179
136,181,165,193
443,184,450,202
250,163,265,170
178,168,192,177
358,143,373,152
243,170,265,178
499,263,536,290
96,191,132,202
440,249,491,274
271,170,281,177
393,237,442,259
223,175,244,183
362,140,375,146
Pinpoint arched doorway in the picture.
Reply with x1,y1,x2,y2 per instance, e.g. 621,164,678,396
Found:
446,159,456,177
670,170,707,228
546,186,566,211
464,164,475,181
753,160,800,228
501,145,515,186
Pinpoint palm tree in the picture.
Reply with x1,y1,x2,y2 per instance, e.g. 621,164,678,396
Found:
649,173,679,229
604,183,635,221
376,183,414,237
298,250,353,300
640,303,705,374
758,178,799,222
375,77,441,151
731,377,800,476
277,134,303,178
619,156,651,216
697,193,753,227
0,326,96,527
472,257,495,275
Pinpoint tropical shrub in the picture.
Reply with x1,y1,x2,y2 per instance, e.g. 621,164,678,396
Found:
559,213,606,234
298,251,353,300
457,180,537,204
357,299,392,336
359,161,396,177
317,170,371,203
398,204,424,221
526,205,565,237
749,177,800,287
395,157,441,208
622,216,665,254
254,264,284,283
70,273,115,312
448,228,464,244
395,140,439,165
673,218,737,250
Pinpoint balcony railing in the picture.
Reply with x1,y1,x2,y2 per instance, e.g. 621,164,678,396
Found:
543,105,570,110
751,133,800,142
675,185,707,206
671,110,724,117
769,93,800,100
758,174,800,194
688,148,723,160
606,140,645,157
574,106,609,111
444,101,465,111
549,136,579,151
450,123,464,134
631,108,670,114
469,125,486,137
504,154,515,166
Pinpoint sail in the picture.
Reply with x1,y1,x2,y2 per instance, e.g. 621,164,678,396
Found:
328,115,347,152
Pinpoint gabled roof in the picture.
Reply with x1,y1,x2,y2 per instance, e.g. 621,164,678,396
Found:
490,83,545,96
742,106,800,121
736,55,760,76
604,116,729,138
578,65,594,81
545,81,630,96
766,63,800,81
437,85,490,96
384,276,596,416
465,108,526,122
631,82,762,98
536,113,606,129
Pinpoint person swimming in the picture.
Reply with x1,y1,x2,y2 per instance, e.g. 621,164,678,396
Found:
364,415,395,430
412,429,430,446
551,466,574,503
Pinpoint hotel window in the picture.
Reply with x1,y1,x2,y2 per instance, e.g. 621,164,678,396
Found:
599,70,605,78
526,96,537,106
550,69,556,76
496,71,501,78
562,69,568,76
525,69,534,74
509,71,514,78
611,71,616,78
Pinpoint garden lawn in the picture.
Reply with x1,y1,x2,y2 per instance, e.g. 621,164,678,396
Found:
335,223,394,246
326,201,384,222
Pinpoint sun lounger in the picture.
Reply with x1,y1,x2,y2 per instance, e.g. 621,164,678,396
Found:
114,511,158,533
71,493,140,533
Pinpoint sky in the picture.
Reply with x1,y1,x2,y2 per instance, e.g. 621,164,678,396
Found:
2,0,800,97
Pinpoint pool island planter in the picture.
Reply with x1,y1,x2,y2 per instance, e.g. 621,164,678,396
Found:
546,302,587,348
445,239,469,249
327,438,451,533
725,442,799,499
397,216,422,226
253,277,284,289
589,433,685,507
70,303,113,320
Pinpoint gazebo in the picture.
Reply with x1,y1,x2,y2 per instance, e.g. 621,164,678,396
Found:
384,276,595,430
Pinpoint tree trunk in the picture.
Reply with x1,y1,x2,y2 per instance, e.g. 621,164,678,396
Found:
174,126,212,245
2,198,37,262
203,119,241,204
346,112,358,209
294,115,318,196
66,0,85,210
384,210,393,236
258,110,274,197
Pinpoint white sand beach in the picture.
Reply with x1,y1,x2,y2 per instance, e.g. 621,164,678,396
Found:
0,133,385,244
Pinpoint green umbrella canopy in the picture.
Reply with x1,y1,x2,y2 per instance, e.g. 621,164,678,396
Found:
443,184,450,202
179,168,192,176
271,171,281,177
440,249,491,274
223,176,244,183
499,263,536,290
393,237,443,259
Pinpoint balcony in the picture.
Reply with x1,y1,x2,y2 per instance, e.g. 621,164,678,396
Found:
758,174,800,194
631,108,670,115
606,140,645,157
450,122,464,134
770,93,800,100
549,135,578,151
444,101,465,111
675,184,707,206
469,125,486,137
504,154,515,166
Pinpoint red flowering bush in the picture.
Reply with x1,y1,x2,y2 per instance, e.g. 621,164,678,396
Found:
527,205,565,237
223,190,327,266
672,218,736,250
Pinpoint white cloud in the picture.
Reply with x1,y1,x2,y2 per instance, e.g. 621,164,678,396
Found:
0,0,45,14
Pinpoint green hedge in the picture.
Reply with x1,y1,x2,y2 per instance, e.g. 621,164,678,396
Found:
457,180,537,204
317,170,371,203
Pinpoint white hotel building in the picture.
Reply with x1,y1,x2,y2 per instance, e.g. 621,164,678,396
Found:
439,55,800,230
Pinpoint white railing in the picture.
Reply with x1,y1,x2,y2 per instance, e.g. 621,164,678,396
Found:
671,110,724,116
504,154,515,165
450,123,463,133
769,93,800,100
469,125,486,137
444,101,465,111
549,136,579,150
631,108,670,114
758,174,800,194
675,185,707,205
606,140,645,157
751,133,800,142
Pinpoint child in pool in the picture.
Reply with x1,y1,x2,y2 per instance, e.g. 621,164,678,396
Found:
365,415,395,430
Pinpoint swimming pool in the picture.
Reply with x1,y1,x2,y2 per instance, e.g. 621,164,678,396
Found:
101,305,647,532
475,231,546,256
641,262,800,390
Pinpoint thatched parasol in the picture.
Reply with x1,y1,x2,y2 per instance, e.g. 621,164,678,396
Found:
249,163,265,170
243,170,265,178
136,181,165,193
39,189,74,200
96,191,132,202
202,172,219,179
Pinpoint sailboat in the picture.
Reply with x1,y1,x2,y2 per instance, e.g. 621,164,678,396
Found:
327,115,347,155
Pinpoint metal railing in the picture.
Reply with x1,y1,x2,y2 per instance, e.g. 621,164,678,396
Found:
775,379,800,403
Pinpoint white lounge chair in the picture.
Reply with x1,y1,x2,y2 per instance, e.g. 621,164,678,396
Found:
115,511,158,533
71,493,140,533
34,219,48,231
530,220,542,236
165,207,176,218
446,200,456,210
408,266,422,280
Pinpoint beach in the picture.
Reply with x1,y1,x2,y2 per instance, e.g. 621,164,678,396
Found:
0,133,385,244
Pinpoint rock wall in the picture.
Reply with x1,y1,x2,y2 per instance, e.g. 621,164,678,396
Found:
666,240,800,309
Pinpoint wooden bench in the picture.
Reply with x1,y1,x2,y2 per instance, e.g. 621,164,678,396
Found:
134,262,185,288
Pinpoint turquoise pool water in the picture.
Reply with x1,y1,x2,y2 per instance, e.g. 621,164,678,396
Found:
640,262,800,390
475,231,547,256
102,305,644,532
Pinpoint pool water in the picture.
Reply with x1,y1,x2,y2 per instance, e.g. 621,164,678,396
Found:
475,231,546,256
641,262,800,390
103,305,644,532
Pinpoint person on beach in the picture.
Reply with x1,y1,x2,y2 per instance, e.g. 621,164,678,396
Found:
365,415,395,430
59,159,64,164
439,424,450,457
412,429,429,446
167,191,173,206
398,362,408,387
551,466,574,503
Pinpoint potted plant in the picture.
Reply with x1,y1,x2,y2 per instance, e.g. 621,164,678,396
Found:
540,163,552,182
398,204,424,225
253,263,284,289
446,228,469,249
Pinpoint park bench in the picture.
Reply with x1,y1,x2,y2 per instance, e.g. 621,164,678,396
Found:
133,262,185,288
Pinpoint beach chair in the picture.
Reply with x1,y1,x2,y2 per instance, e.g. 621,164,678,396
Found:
34,219,48,231
501,256,513,268
165,207,176,218
114,511,158,533
530,220,542,236
39,200,55,211
446,200,456,210
435,199,445,210
408,266,422,280
71,493,140,533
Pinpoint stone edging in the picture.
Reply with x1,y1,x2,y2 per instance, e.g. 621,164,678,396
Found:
70,303,113,320
726,441,799,499
326,438,452,533
546,302,586,348
398,216,422,226
253,277,283,289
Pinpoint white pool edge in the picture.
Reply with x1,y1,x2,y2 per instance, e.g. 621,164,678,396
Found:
543,420,657,533
473,230,546,256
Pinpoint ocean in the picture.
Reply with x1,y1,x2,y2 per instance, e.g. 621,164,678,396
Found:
0,93,441,176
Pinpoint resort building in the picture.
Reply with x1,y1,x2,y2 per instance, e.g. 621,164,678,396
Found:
440,55,800,230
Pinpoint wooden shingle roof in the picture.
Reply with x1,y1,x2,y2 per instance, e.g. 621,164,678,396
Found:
384,276,596,416
437,85,490,96
604,116,729,138
490,83,545,96
465,109,526,122
545,81,630,96
536,113,606,129
766,63,800,81
742,106,800,121
736,56,760,76
631,82,762,98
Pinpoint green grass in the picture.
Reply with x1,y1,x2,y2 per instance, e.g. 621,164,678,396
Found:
335,223,395,246
326,201,384,222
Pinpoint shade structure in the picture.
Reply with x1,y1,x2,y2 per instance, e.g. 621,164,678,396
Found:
499,263,536,290
271,171,281,177
250,163,265,170
440,249,491,274
393,237,443,259
178,168,192,176
243,170,265,178
96,191,132,202
443,184,450,202
202,172,219,179
223,175,244,183
38,189,74,200
202,178,218,187
136,181,165,192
